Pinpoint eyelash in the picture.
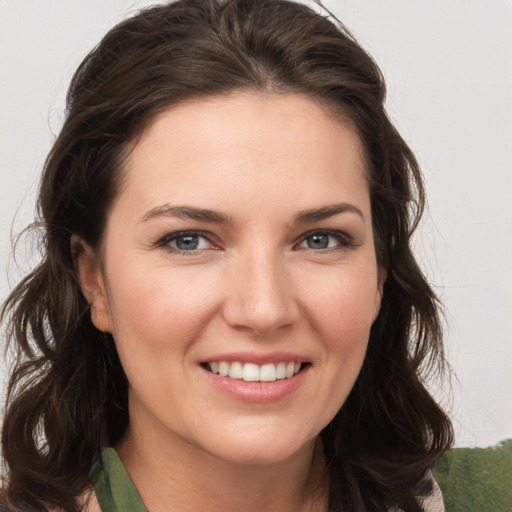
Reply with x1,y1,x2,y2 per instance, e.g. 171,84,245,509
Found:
298,230,355,252
156,229,355,255
157,231,217,254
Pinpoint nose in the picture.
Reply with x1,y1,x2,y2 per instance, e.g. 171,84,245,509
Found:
222,249,299,336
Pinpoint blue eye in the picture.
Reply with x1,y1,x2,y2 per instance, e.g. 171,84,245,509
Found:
161,232,214,252
298,231,351,251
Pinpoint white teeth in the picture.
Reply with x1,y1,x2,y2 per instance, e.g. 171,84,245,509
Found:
207,361,303,381
228,361,243,379
260,363,276,382
276,362,286,380
242,363,260,382
218,361,229,377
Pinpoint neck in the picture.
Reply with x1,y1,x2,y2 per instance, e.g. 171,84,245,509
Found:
116,422,328,512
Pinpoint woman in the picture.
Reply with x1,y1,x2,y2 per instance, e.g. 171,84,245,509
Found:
0,0,453,510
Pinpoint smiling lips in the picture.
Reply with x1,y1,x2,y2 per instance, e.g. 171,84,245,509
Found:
201,353,310,403
206,361,302,382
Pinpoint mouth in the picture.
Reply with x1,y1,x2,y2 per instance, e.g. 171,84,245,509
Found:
201,361,309,382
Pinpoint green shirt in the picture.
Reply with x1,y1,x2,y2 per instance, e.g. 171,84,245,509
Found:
93,448,147,512
92,440,512,512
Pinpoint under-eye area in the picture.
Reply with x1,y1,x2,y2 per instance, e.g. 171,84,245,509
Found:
201,361,311,382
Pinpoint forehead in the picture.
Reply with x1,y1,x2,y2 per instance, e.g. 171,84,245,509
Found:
114,92,369,220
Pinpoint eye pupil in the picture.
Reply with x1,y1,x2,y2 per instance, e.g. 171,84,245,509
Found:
175,235,199,250
308,234,329,249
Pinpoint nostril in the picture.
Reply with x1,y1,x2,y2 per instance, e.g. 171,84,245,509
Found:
221,270,299,335
222,303,297,336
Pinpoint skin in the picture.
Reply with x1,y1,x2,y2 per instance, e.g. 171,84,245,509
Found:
76,92,384,512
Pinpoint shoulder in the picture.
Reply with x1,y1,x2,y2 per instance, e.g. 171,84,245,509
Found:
388,470,445,512
79,489,103,512
418,470,445,512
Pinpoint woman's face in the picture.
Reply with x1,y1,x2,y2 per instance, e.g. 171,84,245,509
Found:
80,92,383,465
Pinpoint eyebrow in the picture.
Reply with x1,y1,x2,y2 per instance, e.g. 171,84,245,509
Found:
293,202,365,224
140,205,233,224
140,202,364,225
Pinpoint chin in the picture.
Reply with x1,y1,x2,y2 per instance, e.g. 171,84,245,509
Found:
198,425,318,466
212,445,308,466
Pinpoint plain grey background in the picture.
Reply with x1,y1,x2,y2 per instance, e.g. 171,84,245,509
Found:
1,0,511,448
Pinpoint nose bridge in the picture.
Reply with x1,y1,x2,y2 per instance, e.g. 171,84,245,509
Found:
223,243,297,335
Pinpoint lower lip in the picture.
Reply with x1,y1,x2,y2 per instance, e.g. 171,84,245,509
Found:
201,366,309,403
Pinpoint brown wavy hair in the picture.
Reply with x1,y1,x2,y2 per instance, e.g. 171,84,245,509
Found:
1,1,453,510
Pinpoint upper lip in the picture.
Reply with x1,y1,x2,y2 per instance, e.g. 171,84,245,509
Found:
201,351,310,365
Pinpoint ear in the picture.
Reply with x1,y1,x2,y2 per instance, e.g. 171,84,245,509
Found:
71,235,113,333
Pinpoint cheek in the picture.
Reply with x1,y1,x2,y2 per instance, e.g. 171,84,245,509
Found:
105,263,221,358
299,266,380,345
293,271,378,429
103,266,223,414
